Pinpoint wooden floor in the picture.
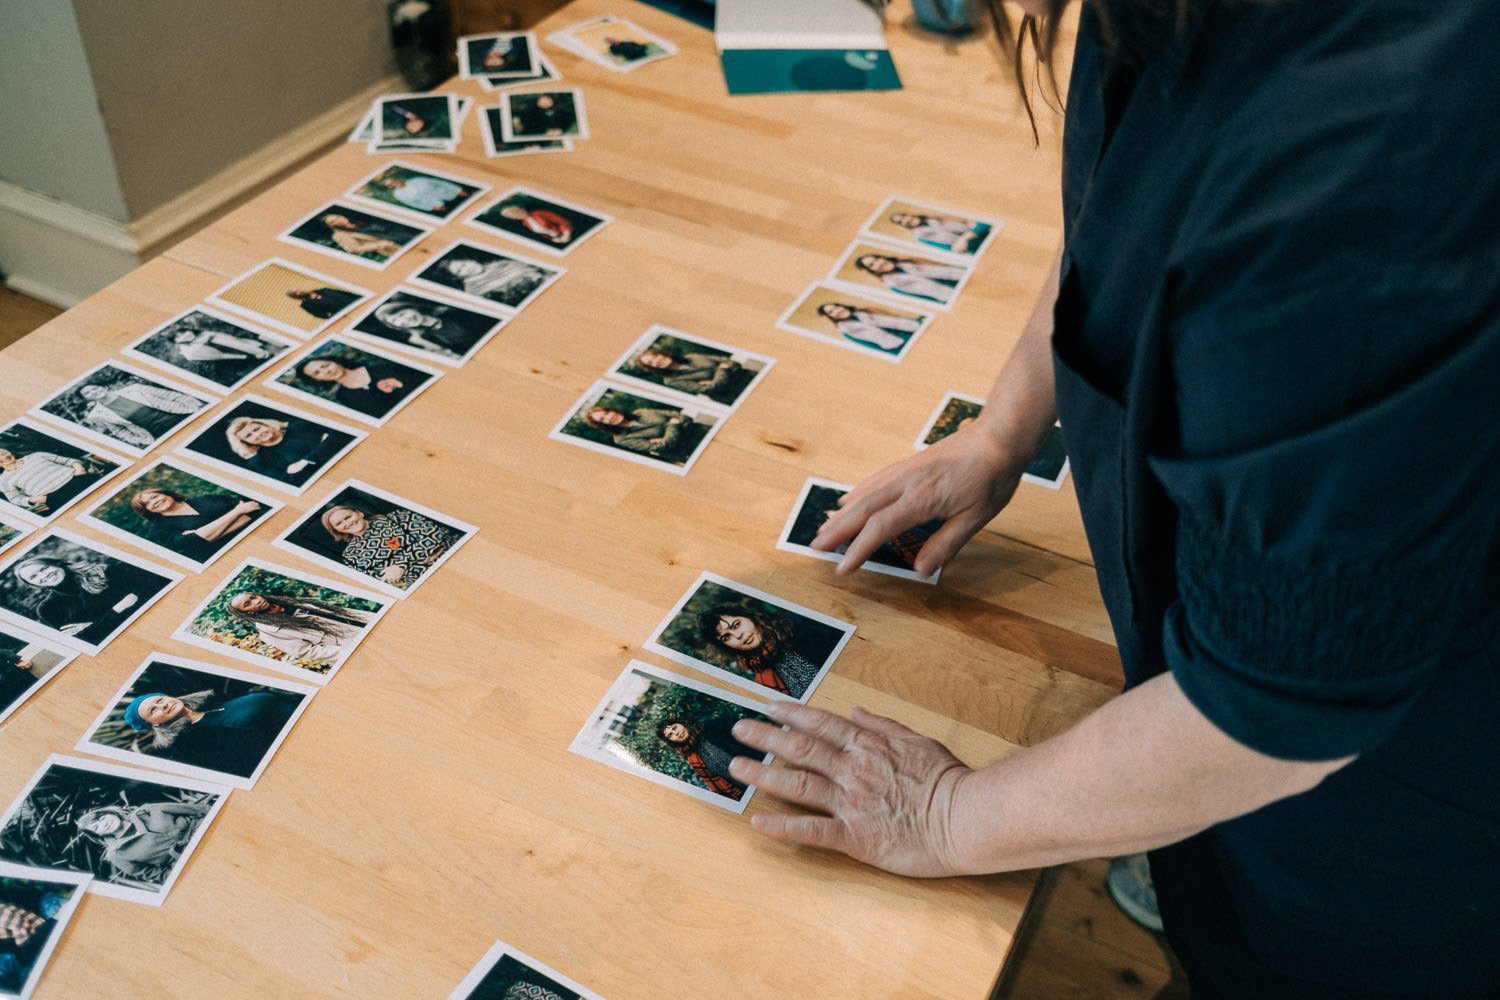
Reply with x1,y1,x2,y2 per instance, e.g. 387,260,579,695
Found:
0,285,1184,999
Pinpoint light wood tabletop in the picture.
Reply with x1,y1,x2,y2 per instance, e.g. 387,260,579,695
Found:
0,2,1118,996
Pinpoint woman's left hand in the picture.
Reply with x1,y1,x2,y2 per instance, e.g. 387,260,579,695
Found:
730,702,972,878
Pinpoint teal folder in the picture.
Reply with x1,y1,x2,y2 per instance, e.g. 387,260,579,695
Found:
719,47,902,94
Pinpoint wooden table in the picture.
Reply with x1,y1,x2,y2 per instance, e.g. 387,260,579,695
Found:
0,3,1118,996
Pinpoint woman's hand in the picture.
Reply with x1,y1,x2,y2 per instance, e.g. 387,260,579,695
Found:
380,565,407,583
375,378,403,393
231,500,262,517
730,702,972,878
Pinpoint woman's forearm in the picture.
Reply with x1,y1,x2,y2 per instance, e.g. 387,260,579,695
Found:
973,247,1062,460
192,511,252,542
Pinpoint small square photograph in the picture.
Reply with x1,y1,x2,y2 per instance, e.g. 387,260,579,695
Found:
458,31,541,80
410,240,566,313
479,107,571,158
0,530,183,656
571,660,773,813
646,571,852,702
557,15,677,72
207,258,373,340
173,558,391,684
346,161,488,223
500,89,588,142
0,510,32,560
0,861,89,1000
914,390,984,449
77,653,316,790
123,307,296,394
30,360,215,459
345,288,508,367
278,200,431,271
775,282,933,362
78,459,282,571
373,93,457,147
0,419,130,527
465,186,612,257
550,381,721,476
273,479,477,600
606,325,773,413
0,625,78,728
348,106,376,144
448,940,603,1000
478,47,560,91
264,336,442,427
859,196,1003,259
777,477,941,584
826,239,975,312
0,754,228,906
1021,423,1070,489
175,394,365,496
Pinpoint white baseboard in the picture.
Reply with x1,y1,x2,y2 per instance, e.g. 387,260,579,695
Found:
0,74,403,309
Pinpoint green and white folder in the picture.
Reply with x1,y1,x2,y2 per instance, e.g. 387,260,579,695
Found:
714,0,902,94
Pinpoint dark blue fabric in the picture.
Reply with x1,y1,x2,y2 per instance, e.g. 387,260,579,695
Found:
1054,1,1500,994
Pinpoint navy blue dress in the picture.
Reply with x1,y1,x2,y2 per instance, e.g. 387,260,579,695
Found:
1054,2,1499,995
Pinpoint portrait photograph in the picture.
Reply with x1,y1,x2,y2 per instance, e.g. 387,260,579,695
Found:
571,661,773,814
263,336,442,427
0,624,77,728
549,381,721,476
207,258,372,339
78,459,282,571
0,510,31,560
273,479,477,601
479,108,570,158
345,287,508,366
1020,422,1070,489
478,47,560,91
646,571,853,702
123,307,296,394
458,30,541,80
175,394,365,496
449,940,603,1000
500,89,589,142
553,15,677,73
346,161,488,223
775,282,934,362
777,477,941,584
173,558,390,684
0,419,130,527
826,238,975,312
410,240,565,313
372,93,457,148
464,185,612,257
914,390,984,449
606,325,773,413
277,200,431,271
859,195,1002,259
0,754,228,906
30,360,214,459
0,530,183,656
77,653,316,790
0,861,88,1000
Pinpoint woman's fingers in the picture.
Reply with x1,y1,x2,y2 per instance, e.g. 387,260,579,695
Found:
730,756,839,812
747,810,850,853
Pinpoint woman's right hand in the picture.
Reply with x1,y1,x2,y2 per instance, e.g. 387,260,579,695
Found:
380,565,407,583
231,500,262,516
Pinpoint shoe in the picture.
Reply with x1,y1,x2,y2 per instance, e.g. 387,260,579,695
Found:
1107,853,1164,933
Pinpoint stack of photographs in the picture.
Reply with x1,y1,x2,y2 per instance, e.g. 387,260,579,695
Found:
457,31,583,158
915,392,1071,489
351,93,473,154
546,14,678,73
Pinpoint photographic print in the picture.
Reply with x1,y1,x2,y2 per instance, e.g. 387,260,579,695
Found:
500,89,588,142
1020,423,1070,489
777,477,941,584
859,196,1002,259
571,661,773,813
449,940,603,1000
273,479,476,600
0,531,183,656
207,258,372,339
553,15,677,72
77,653,315,790
0,510,31,560
826,239,975,312
646,571,852,702
549,381,721,476
278,201,431,271
78,459,282,571
0,862,88,1000
345,288,508,366
914,390,984,450
479,107,571,158
372,93,457,148
606,326,773,413
0,625,77,728
123,307,296,394
410,240,566,313
263,337,442,427
458,31,541,80
173,558,391,684
0,419,130,527
465,186,612,258
175,394,365,496
775,282,934,362
479,47,560,91
346,161,488,223
30,361,214,459
0,755,227,906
